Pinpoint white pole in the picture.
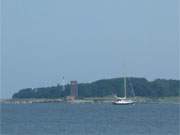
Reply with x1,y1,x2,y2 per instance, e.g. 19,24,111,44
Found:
62,76,65,91
124,77,127,98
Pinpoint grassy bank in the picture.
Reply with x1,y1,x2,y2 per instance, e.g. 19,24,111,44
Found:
0,96,180,104
78,96,180,104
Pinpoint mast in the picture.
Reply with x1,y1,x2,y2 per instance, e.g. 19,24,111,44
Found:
124,77,127,98
62,76,65,91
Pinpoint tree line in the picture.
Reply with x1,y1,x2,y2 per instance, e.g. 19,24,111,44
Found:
12,77,180,99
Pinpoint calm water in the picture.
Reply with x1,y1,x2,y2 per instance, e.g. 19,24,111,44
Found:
1,103,179,135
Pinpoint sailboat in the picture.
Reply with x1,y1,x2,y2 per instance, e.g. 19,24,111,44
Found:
112,77,135,105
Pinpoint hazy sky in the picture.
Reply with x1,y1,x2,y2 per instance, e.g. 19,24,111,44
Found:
1,0,179,98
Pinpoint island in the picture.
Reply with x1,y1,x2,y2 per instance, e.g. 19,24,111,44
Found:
1,77,180,104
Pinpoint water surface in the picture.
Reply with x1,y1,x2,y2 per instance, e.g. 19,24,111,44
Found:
1,103,179,135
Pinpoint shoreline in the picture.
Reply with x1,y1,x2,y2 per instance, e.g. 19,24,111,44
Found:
0,96,180,104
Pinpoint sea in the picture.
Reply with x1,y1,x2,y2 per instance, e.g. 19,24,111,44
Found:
0,103,179,135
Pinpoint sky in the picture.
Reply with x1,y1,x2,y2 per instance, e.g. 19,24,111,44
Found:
1,0,179,98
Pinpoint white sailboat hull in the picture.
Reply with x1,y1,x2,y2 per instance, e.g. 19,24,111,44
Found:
112,99,135,105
